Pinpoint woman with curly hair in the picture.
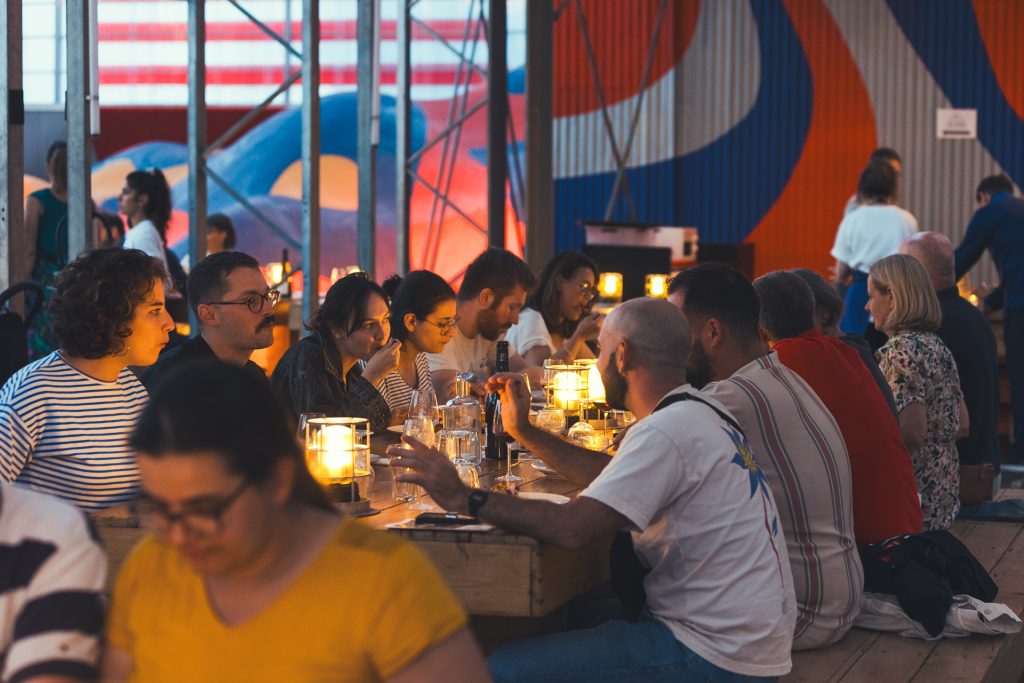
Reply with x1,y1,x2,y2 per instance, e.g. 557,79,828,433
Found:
0,248,174,510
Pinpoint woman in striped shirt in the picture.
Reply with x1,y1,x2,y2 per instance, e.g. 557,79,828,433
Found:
378,271,457,422
0,247,174,510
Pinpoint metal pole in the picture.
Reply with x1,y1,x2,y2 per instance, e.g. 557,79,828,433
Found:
357,0,378,276
487,0,507,248
301,0,321,326
66,0,92,260
525,0,553,269
395,0,412,274
187,0,208,286
1,0,25,289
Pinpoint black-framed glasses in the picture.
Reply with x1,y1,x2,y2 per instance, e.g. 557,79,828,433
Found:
205,289,281,314
134,479,249,536
419,316,459,334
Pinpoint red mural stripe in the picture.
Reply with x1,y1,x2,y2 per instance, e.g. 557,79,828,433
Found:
744,0,877,277
972,0,1024,123
98,65,483,87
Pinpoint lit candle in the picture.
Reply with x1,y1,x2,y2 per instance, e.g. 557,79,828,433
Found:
599,272,623,299
587,363,605,403
552,371,584,411
645,274,669,298
320,424,354,480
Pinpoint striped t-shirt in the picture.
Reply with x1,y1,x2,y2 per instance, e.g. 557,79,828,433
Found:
375,352,433,413
0,484,106,681
0,351,147,511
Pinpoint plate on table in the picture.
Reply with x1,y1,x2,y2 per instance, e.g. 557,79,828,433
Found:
517,491,570,505
530,461,563,477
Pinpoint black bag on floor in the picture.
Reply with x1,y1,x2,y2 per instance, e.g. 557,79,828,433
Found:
0,282,45,388
860,530,998,637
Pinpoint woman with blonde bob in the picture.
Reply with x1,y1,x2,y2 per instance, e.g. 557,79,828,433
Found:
867,254,968,530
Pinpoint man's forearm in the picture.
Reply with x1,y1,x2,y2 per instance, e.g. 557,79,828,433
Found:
515,424,610,488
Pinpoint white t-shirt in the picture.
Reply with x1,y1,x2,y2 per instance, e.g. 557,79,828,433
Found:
505,308,556,358
831,205,918,272
581,387,796,677
424,326,498,378
122,219,170,274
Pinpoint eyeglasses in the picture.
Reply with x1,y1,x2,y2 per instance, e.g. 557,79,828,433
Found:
577,282,597,300
205,289,281,314
420,316,459,334
134,478,249,537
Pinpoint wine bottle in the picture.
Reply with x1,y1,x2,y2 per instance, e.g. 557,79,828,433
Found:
484,341,510,460
280,248,292,298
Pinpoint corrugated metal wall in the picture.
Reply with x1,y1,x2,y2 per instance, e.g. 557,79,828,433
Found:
551,0,1022,286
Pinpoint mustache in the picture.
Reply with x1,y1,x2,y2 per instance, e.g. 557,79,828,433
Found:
257,316,274,330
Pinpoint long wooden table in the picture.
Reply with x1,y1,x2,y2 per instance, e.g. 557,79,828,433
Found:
94,438,611,626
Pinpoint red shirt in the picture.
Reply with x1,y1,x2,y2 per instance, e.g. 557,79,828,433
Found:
773,329,923,547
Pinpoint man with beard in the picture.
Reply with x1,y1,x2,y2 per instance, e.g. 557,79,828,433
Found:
391,298,797,682
143,251,276,389
668,264,863,650
426,248,539,401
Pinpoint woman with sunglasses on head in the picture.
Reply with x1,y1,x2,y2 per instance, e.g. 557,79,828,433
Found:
102,361,489,682
271,272,398,433
377,272,457,423
506,250,603,366
0,248,174,511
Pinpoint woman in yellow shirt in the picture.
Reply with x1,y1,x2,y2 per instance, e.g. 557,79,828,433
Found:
101,361,489,683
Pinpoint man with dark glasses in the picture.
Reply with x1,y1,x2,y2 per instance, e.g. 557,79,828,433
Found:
144,251,277,389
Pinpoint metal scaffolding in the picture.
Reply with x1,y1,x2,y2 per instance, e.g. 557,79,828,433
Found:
1,0,24,289
186,0,321,324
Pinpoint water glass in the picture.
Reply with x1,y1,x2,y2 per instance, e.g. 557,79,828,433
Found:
409,387,440,427
388,460,419,503
438,429,481,465
535,407,566,435
296,412,326,446
401,417,435,510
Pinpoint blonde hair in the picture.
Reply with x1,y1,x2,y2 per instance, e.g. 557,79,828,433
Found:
869,254,941,334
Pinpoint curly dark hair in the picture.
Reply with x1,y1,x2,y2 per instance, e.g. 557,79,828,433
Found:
50,248,167,359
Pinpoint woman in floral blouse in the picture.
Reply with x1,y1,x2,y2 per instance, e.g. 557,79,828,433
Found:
867,254,968,530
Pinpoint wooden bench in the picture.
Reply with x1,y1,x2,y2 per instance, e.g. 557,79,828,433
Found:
786,488,1024,683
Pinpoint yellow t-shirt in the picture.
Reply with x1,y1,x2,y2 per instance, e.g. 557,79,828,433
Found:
106,518,467,682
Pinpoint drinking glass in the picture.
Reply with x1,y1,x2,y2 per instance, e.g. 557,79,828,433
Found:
438,429,481,465
401,416,435,510
492,401,522,488
535,408,566,435
409,386,440,428
296,412,326,446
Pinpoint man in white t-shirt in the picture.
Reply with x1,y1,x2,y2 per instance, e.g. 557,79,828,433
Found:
425,248,539,401
392,298,797,682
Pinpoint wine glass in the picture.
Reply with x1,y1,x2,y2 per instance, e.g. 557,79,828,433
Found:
535,407,566,435
492,401,522,488
296,412,326,446
402,416,436,510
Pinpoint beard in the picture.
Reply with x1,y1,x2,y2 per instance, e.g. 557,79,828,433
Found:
686,338,714,390
600,353,629,410
476,305,505,341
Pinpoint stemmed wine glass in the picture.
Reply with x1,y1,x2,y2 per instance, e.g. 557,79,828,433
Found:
296,412,326,446
492,401,522,489
408,386,440,428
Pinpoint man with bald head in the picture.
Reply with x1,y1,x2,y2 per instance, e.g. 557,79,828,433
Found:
902,232,1001,490
390,297,797,681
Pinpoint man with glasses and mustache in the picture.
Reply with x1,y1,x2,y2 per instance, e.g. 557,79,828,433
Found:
143,252,277,389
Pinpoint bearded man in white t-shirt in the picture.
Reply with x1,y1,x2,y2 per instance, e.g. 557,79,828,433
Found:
392,298,797,682
425,248,540,401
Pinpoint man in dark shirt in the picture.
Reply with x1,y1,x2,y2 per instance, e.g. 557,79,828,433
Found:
143,251,275,389
955,174,1024,460
903,232,1001,480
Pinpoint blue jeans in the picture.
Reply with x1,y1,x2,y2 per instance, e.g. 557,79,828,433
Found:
488,613,778,683
839,270,869,335
1006,308,1024,457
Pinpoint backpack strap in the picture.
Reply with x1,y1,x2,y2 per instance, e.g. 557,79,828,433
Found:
653,391,746,436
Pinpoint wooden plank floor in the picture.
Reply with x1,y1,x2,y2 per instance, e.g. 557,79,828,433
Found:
786,489,1024,683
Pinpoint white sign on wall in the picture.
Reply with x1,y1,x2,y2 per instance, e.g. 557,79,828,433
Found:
936,108,977,139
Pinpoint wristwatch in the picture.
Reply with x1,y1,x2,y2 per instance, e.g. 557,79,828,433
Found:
467,490,490,517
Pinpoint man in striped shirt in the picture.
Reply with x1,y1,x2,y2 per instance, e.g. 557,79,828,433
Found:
669,265,863,650
0,483,105,681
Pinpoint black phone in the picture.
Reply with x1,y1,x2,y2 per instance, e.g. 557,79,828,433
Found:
414,512,478,526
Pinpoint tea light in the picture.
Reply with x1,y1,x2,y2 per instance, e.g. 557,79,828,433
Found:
645,274,669,298
598,272,624,300
320,424,355,480
552,371,585,411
